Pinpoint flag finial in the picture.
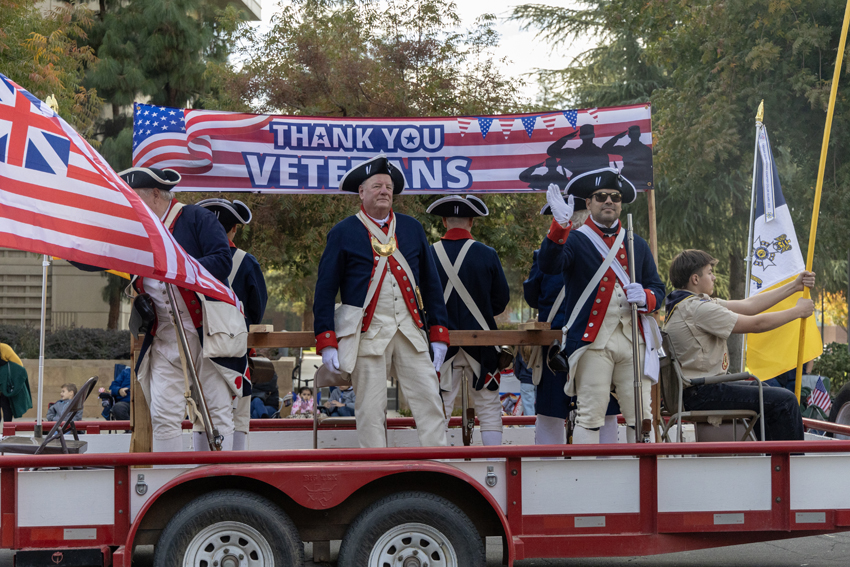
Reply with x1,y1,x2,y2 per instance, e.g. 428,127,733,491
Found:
45,94,59,113
756,100,764,123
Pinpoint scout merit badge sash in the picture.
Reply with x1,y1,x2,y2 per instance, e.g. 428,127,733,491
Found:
526,285,565,385
575,224,662,383
432,240,503,391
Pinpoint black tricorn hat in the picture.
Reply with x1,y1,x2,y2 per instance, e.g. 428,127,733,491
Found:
196,198,252,231
426,195,489,218
118,167,181,191
339,153,405,194
565,167,637,204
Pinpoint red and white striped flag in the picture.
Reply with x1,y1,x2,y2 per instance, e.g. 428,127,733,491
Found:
0,74,239,306
806,377,832,416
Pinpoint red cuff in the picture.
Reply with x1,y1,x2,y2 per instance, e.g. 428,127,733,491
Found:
429,325,450,345
640,289,656,313
546,218,571,244
315,330,338,352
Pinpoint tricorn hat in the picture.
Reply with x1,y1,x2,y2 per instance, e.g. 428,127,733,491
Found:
196,198,252,231
565,167,637,204
339,153,406,194
426,195,489,218
118,167,181,191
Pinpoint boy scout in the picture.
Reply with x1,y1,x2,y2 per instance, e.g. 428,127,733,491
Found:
664,249,814,440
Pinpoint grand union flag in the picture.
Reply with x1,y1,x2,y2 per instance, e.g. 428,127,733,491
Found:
0,73,238,306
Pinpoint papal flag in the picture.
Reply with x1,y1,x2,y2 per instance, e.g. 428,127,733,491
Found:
745,124,822,380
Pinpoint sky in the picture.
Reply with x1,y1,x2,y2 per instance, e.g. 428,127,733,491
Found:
256,0,577,102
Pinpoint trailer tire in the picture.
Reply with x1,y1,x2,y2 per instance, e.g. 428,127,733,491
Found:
152,489,303,567
337,491,485,567
828,382,850,439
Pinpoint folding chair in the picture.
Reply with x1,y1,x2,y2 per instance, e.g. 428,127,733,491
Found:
659,333,765,442
0,376,98,455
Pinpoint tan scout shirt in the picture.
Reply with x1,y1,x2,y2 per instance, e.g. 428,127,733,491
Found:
664,293,738,380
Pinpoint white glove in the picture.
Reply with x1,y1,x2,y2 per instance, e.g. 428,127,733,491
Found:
624,282,647,306
546,183,574,227
431,341,448,373
321,346,341,374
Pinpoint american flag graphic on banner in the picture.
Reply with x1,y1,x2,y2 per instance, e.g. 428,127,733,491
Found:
0,74,238,306
807,377,832,416
132,103,653,194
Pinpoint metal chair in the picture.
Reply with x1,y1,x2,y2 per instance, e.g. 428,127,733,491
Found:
659,333,764,442
0,376,98,454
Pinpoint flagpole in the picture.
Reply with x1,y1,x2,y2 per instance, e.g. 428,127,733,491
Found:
794,0,850,402
740,101,764,372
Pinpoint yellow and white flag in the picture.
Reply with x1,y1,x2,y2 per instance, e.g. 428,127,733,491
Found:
746,124,822,380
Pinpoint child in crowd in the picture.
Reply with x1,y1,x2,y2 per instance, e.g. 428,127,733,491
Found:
46,383,83,422
290,386,314,417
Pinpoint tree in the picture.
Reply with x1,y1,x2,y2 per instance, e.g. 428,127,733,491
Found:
207,0,536,330
0,0,102,139
514,0,850,369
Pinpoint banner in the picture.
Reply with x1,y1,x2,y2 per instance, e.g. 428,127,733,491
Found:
745,123,822,380
132,103,653,194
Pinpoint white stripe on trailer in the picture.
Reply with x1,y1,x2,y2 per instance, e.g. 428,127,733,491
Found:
521,458,640,516
657,456,772,513
18,469,114,527
790,454,850,510
130,467,195,523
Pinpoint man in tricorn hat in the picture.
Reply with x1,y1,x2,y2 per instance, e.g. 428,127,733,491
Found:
426,195,510,446
120,167,247,452
198,198,268,451
313,154,450,448
539,168,665,444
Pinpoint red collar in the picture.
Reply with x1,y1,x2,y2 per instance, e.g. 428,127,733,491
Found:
360,206,394,228
442,228,474,241
228,239,236,248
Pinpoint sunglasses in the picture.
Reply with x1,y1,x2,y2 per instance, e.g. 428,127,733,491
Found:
590,191,623,203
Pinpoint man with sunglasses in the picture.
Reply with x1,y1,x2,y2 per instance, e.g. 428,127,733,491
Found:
539,167,665,444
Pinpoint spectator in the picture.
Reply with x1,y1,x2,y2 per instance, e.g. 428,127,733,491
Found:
514,346,536,417
0,343,32,421
251,371,281,419
47,383,83,422
103,365,131,420
324,386,356,417
291,387,314,417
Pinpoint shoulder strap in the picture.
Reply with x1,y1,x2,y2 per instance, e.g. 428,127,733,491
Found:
354,212,392,310
433,240,490,331
547,286,566,324
228,249,247,286
163,201,185,231
564,228,626,332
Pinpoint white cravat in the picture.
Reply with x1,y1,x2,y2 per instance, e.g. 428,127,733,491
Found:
366,212,390,227
591,217,620,232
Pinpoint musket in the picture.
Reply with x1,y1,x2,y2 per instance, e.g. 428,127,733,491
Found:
461,368,475,447
165,283,223,450
626,214,651,443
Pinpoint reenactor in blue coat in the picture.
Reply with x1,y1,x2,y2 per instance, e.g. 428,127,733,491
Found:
540,168,665,444
119,167,248,452
313,155,450,448
427,195,510,446
198,198,268,451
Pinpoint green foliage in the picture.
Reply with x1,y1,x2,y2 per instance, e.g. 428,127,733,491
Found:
0,325,131,360
814,341,850,394
0,0,103,140
514,0,850,302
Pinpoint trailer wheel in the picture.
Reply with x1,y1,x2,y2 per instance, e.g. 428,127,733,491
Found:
337,491,485,567
828,382,850,439
152,489,303,567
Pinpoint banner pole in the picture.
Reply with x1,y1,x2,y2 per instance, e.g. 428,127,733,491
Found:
794,0,850,402
741,104,763,372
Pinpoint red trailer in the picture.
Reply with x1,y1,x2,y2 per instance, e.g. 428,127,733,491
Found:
3,418,850,567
